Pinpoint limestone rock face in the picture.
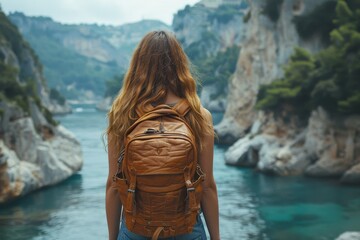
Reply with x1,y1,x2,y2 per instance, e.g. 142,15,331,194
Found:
173,4,246,55
226,108,311,176
341,163,360,184
225,134,266,167
304,110,360,179
173,3,247,112
215,0,328,144
213,0,360,183
336,232,360,240
224,106,360,183
0,102,83,203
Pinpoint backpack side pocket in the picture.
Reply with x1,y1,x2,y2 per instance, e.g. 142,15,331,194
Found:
112,172,128,205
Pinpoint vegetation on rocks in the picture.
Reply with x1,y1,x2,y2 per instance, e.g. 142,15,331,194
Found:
49,88,66,105
208,4,245,24
185,31,218,64
0,9,58,125
174,3,245,101
0,62,29,113
185,36,240,95
0,10,43,80
256,0,360,117
197,46,240,93
243,10,251,23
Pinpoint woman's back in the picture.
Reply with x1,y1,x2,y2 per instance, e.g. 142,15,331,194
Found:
105,30,220,240
113,97,205,239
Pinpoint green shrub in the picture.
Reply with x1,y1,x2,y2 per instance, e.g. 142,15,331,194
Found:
243,10,251,23
201,45,240,86
33,95,58,126
42,106,58,126
189,45,240,98
185,31,219,65
256,0,360,117
50,88,66,105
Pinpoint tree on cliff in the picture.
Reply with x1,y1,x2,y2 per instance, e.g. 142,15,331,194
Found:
256,0,360,118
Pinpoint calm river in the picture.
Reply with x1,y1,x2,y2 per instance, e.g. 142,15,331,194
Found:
1,104,359,240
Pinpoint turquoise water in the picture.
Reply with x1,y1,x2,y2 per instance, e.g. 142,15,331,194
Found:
0,104,360,240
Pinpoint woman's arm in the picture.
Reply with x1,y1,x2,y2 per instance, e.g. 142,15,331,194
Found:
199,108,220,240
106,133,122,240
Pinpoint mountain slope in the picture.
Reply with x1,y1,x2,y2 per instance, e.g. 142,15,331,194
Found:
9,12,171,100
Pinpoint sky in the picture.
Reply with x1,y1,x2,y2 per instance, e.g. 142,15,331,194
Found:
0,0,200,26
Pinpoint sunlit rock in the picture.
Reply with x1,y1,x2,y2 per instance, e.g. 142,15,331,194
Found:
0,111,83,203
336,232,360,240
341,163,360,185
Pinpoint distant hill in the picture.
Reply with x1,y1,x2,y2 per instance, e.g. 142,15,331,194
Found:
8,12,171,101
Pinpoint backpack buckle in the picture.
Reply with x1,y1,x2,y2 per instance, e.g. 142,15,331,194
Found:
127,189,135,193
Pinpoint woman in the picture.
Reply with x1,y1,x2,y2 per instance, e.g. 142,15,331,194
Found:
105,30,220,240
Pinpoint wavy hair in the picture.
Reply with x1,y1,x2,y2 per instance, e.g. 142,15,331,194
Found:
106,30,213,159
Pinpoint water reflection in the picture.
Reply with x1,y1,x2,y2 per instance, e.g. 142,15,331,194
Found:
0,174,83,240
214,146,267,239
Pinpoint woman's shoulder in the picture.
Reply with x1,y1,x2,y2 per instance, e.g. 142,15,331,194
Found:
199,105,212,123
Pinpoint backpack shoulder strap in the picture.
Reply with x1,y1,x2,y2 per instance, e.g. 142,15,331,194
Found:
172,99,190,117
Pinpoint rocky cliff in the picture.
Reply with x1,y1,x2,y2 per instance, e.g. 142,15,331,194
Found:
0,9,83,203
1,12,71,115
215,0,328,143
173,3,247,112
216,0,360,184
225,107,360,183
9,12,171,101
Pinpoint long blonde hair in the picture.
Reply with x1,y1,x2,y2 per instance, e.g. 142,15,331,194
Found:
106,30,212,159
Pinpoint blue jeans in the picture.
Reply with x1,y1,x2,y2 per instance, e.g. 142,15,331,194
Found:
117,214,207,240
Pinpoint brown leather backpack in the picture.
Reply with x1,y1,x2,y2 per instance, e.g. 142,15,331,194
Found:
112,99,205,240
